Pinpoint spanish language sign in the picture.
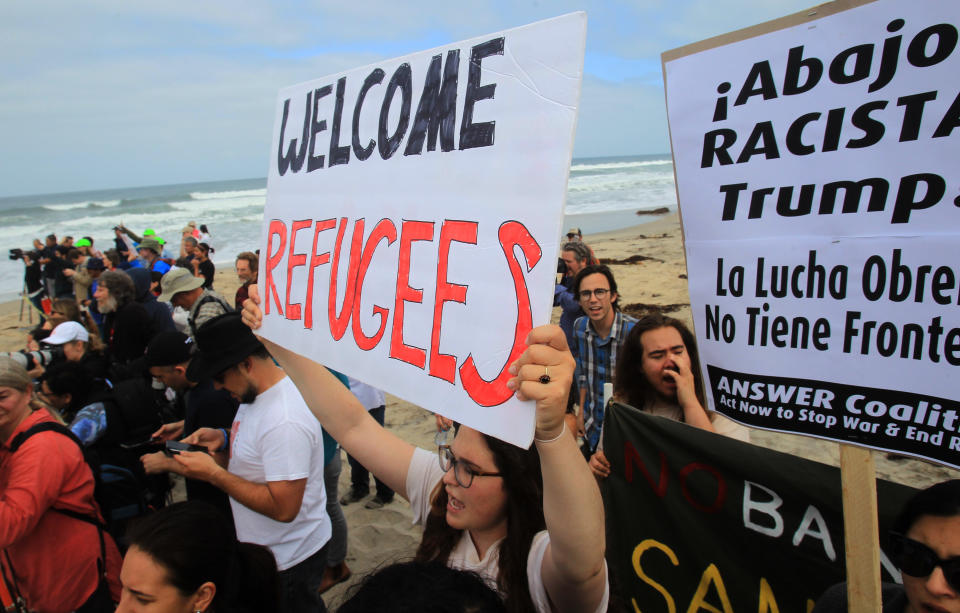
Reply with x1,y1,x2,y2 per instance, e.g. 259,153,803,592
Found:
258,14,586,447
663,0,960,467
603,403,917,611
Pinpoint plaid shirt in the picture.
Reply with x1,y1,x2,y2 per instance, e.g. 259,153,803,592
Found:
572,310,636,451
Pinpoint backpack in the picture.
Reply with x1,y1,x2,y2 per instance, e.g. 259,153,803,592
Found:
188,292,233,339
3,423,113,610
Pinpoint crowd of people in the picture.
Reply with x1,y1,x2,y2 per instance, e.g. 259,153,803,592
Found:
1,223,957,612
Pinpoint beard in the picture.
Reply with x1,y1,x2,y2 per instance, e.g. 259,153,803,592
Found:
239,383,258,404
98,294,118,314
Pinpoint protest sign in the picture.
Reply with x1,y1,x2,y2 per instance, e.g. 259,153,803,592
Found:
602,402,917,611
258,14,586,446
663,0,960,467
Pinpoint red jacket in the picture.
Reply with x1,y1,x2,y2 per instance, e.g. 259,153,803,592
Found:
1,409,122,612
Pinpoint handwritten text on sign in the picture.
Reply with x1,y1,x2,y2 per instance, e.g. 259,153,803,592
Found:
259,14,586,446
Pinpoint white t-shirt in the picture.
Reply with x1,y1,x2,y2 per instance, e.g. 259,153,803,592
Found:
228,376,329,570
405,448,609,613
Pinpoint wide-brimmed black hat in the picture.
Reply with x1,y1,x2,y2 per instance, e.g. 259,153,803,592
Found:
186,312,264,382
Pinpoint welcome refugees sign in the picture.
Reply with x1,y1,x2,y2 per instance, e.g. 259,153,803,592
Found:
257,14,587,447
664,0,960,467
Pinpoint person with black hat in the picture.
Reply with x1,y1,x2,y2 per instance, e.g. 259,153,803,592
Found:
139,331,238,525
172,313,331,613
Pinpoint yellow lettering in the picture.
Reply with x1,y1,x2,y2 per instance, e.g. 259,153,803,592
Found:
686,563,733,613
632,539,679,613
758,577,780,613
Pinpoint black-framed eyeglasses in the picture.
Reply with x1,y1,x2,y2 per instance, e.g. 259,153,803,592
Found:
890,532,960,592
437,446,502,489
578,288,610,300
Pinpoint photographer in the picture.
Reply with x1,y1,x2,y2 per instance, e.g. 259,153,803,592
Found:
10,247,46,321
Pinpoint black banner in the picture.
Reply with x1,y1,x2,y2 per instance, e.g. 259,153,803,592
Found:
706,365,960,469
602,402,917,612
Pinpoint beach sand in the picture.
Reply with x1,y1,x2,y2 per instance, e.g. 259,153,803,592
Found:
2,213,956,607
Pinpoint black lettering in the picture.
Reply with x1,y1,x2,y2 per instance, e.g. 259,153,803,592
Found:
460,37,504,150
933,90,960,138
736,122,780,164
897,91,938,141
702,129,737,167
847,100,887,148
353,68,385,161
277,93,312,176
786,113,820,156
829,44,873,85
378,63,413,160
868,19,904,93
405,50,460,155
783,46,822,95
907,23,958,67
719,183,749,220
308,86,333,172
734,61,778,106
892,173,945,224
819,178,889,215
328,78,351,167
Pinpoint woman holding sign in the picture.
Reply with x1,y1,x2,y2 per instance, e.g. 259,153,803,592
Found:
240,287,608,613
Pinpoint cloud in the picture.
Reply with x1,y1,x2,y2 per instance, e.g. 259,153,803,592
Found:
0,0,821,195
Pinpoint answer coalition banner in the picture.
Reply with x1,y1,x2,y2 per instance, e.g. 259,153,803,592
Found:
603,403,917,611
663,0,960,467
258,14,586,447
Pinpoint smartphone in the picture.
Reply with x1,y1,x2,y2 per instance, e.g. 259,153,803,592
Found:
164,441,210,456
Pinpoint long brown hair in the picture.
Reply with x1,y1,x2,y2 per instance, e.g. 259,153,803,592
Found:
614,314,705,411
415,432,544,613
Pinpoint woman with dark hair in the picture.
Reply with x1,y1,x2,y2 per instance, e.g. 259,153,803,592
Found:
814,479,960,612
192,242,215,290
238,289,608,613
118,501,279,613
338,560,506,612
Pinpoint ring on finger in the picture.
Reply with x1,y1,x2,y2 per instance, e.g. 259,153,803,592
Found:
539,366,551,385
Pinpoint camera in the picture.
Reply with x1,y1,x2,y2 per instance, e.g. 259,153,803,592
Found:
557,257,567,276
1,347,62,370
9,248,24,261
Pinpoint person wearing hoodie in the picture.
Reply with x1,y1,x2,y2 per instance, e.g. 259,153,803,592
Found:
125,268,175,336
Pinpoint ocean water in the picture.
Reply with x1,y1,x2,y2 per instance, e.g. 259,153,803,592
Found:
0,153,675,301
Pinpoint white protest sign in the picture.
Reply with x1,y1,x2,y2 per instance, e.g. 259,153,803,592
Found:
664,0,960,467
258,13,586,447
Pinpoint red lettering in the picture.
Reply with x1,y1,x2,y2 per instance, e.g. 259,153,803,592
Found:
328,218,364,341
264,220,287,316
679,462,726,513
285,219,312,321
624,442,668,497
459,221,541,406
429,220,478,383
389,220,434,368
352,219,397,350
304,219,336,329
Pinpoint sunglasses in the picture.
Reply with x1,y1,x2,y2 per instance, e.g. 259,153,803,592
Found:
890,532,960,592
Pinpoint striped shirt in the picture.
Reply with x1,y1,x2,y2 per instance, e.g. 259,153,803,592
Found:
572,311,636,451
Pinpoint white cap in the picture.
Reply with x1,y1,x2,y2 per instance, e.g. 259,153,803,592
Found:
44,321,90,345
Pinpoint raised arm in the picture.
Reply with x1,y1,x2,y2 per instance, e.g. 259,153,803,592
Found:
508,326,607,613
241,286,415,497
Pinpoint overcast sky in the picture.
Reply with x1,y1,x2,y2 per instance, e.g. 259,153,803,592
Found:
1,1,815,197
